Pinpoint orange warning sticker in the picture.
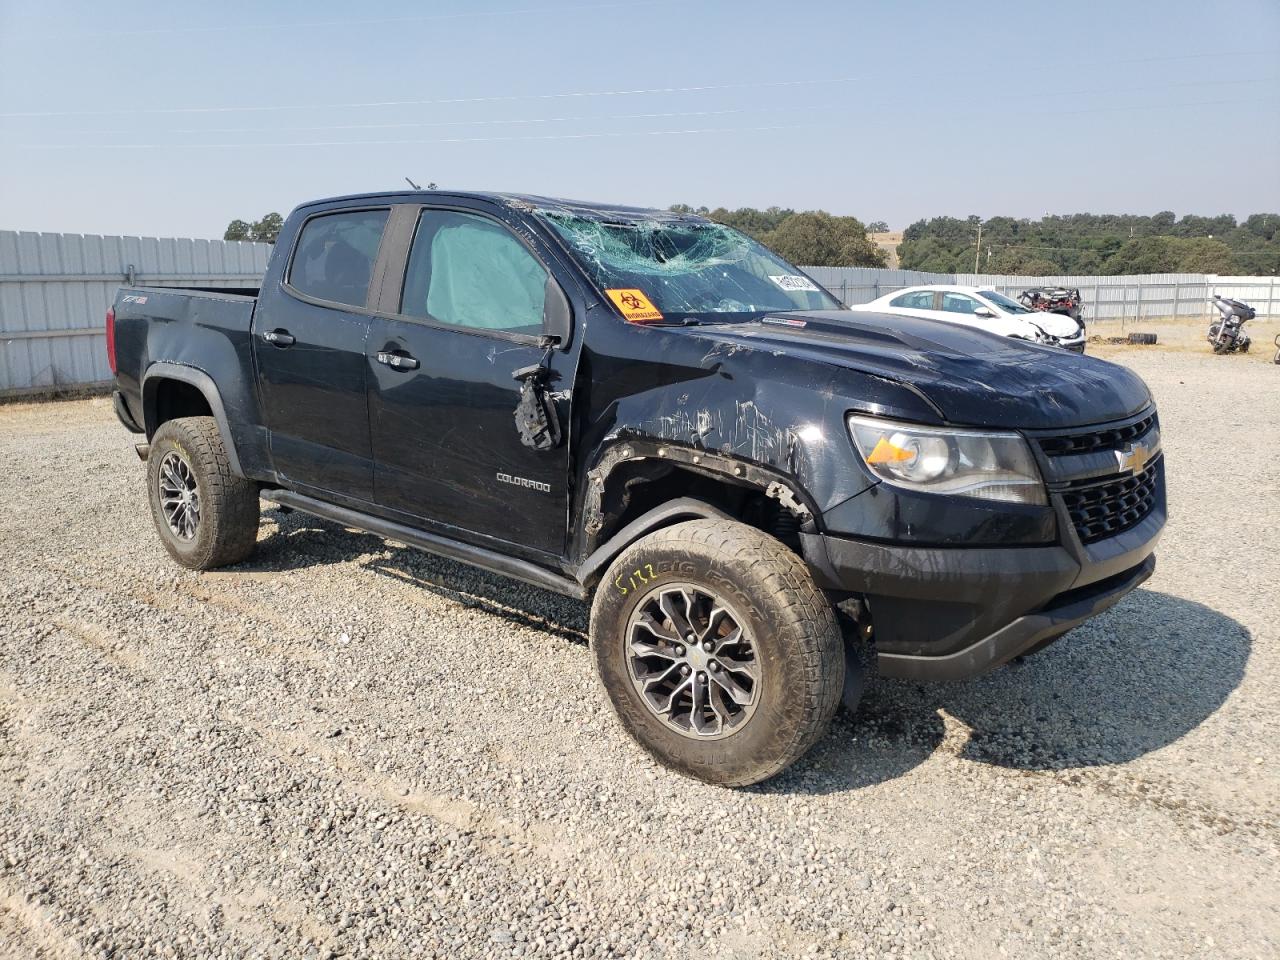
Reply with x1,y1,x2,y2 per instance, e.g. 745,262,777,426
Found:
605,288,664,323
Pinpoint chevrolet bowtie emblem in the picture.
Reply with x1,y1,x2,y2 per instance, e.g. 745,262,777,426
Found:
1116,441,1153,475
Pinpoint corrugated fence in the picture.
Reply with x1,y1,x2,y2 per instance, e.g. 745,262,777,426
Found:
806,265,1280,322
1,229,1277,396
0,230,269,397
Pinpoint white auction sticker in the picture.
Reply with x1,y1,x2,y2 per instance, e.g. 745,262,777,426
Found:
768,275,820,292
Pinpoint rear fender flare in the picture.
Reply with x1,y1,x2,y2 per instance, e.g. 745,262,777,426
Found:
141,362,244,478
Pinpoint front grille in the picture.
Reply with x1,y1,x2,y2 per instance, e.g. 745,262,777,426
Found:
1060,456,1162,543
1038,413,1156,456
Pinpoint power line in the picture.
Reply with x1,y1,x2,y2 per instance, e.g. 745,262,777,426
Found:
20,79,1270,140
16,121,818,150
18,95,1275,149
0,75,863,120
169,106,779,136
1,50,1274,120
80,1,676,36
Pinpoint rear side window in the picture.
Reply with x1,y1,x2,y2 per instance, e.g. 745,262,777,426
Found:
288,209,389,308
400,209,547,336
941,293,980,314
891,291,935,309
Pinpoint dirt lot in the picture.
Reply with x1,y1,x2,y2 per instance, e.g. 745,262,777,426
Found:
1,344,1277,959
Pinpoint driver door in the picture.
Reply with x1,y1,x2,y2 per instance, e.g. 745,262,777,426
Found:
365,203,575,558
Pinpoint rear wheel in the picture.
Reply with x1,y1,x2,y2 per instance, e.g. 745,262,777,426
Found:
147,416,260,570
590,519,843,786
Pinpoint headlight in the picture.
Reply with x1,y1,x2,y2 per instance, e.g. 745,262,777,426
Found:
847,415,1046,505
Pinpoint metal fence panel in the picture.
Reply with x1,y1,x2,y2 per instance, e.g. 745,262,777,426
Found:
3,228,1276,396
808,265,1278,324
0,230,270,396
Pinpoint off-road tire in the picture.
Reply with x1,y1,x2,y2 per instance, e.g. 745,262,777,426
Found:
147,416,260,570
590,519,843,786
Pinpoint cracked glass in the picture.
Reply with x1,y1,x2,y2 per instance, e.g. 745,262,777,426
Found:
535,208,840,321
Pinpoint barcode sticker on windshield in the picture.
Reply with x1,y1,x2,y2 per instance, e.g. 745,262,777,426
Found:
768,275,820,293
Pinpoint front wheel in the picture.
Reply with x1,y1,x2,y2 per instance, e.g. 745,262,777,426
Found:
590,520,843,786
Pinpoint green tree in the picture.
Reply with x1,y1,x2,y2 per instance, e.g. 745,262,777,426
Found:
250,213,284,243
224,212,284,244
866,220,889,233
1174,237,1234,273
764,211,887,267
1102,237,1182,274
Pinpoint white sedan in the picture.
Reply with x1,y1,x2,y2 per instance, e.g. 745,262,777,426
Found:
850,284,1087,352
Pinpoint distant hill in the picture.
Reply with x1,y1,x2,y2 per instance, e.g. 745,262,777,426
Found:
898,213,1279,276
869,231,902,269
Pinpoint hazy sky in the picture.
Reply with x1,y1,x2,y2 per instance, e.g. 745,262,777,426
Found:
1,0,1277,238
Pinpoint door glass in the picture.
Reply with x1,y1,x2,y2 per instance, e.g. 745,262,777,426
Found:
891,291,934,309
941,293,980,314
401,210,547,336
288,209,389,308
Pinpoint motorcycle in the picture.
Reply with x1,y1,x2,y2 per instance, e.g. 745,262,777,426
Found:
1208,294,1255,354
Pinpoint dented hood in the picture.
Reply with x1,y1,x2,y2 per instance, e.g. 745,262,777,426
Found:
1023,311,1082,339
690,310,1150,430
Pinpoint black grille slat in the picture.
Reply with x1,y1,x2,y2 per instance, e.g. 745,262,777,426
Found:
1038,414,1156,457
1058,457,1161,544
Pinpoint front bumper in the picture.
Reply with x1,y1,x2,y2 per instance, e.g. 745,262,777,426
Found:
801,497,1163,682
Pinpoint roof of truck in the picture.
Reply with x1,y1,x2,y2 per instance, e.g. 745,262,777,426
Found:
296,190,697,222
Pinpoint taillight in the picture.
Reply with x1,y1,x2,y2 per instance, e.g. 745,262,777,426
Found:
105,305,117,374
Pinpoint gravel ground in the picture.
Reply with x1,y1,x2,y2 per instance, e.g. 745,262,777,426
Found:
1,348,1277,960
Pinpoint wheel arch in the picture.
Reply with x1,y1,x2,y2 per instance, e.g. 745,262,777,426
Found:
576,498,734,589
574,440,821,589
141,363,245,478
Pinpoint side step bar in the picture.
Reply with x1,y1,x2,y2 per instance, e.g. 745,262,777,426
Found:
260,489,587,600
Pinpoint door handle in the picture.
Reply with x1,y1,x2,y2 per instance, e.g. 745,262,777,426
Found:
261,329,296,347
376,351,419,371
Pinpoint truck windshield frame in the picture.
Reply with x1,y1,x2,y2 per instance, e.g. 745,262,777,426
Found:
535,209,841,322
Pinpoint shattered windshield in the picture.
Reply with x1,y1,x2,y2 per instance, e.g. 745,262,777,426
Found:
536,210,841,321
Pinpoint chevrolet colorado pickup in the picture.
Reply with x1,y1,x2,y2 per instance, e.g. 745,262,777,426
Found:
108,191,1165,786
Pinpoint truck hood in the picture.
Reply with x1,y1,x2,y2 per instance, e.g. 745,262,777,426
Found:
690,310,1149,430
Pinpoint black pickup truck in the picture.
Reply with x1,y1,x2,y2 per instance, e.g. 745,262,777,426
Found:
108,191,1165,786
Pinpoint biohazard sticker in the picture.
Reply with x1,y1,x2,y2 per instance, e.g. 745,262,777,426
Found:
605,288,664,323
768,275,820,293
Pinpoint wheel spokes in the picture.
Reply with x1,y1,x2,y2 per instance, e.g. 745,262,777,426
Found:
709,665,754,706
157,451,200,541
658,589,695,639
626,584,759,740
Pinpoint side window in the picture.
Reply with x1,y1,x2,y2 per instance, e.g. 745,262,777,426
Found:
288,209,389,308
941,292,980,314
891,291,934,309
401,209,547,336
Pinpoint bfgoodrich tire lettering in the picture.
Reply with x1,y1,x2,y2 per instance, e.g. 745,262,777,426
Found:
147,416,260,570
591,519,843,786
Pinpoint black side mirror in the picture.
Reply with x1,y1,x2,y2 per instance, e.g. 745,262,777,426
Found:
543,276,573,347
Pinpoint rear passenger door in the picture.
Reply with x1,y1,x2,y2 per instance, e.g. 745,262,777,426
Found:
888,290,941,321
938,291,994,334
254,207,390,502
365,203,574,558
